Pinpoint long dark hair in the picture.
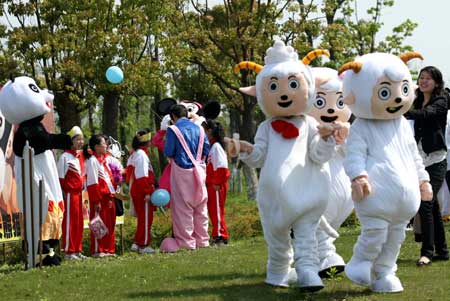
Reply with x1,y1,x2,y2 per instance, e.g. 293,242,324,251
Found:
414,66,445,109
83,134,105,159
203,119,225,148
132,128,151,150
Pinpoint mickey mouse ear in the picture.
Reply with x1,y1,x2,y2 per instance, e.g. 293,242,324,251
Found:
203,101,221,120
156,98,177,116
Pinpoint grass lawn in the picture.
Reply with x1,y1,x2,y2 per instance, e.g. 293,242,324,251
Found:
0,194,449,300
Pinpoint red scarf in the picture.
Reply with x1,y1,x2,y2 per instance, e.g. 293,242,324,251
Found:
271,120,299,139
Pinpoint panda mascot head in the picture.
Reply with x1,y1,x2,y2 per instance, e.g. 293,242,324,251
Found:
0,76,54,125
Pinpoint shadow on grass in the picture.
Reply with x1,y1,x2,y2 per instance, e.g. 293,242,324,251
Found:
184,272,264,281
126,282,374,300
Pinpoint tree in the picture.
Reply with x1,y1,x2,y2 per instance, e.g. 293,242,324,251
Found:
0,0,170,144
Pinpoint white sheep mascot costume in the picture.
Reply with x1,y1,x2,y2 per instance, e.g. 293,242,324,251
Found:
0,76,72,266
339,52,432,292
229,41,343,291
304,51,354,278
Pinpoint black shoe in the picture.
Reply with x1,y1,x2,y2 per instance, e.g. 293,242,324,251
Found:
432,253,449,261
212,236,228,246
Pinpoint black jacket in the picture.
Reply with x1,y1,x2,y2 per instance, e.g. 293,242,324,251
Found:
13,115,72,157
404,95,448,154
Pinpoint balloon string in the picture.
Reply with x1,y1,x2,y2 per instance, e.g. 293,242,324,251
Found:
126,86,163,120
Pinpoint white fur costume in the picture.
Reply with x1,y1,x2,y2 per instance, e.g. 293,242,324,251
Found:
308,67,353,275
437,112,450,218
341,53,429,292
235,41,336,290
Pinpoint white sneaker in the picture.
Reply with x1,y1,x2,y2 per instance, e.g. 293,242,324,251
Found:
65,254,81,261
76,253,88,260
130,243,139,252
139,246,155,254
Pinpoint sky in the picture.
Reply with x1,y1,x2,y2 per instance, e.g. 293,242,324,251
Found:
367,0,450,84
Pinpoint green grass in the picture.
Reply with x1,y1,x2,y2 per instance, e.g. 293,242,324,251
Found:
0,194,449,301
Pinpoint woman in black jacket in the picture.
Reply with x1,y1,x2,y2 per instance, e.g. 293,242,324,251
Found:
405,66,449,266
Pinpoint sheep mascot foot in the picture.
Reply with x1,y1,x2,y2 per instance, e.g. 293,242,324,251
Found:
344,257,372,286
297,269,324,292
371,274,404,293
266,267,298,288
318,252,346,278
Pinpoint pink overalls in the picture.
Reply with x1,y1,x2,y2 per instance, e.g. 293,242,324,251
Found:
160,125,209,252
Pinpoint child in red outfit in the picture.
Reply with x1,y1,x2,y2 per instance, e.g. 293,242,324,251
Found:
203,120,230,245
83,134,116,257
57,126,86,260
127,129,156,254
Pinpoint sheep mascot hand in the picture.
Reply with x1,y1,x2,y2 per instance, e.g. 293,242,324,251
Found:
231,41,342,291
304,51,354,278
0,76,72,267
340,52,431,292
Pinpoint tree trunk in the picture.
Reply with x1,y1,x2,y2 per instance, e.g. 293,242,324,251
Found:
242,164,258,200
240,94,258,200
102,91,119,138
153,92,167,177
54,92,81,133
88,101,95,134
119,99,128,160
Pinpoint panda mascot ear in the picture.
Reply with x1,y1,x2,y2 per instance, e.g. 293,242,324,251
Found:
156,98,177,116
203,101,221,120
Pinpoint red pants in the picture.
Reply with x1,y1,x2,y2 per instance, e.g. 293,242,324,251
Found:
62,190,84,254
90,198,116,254
207,183,229,240
131,194,155,247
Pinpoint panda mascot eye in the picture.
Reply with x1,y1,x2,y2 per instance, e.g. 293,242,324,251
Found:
28,84,40,93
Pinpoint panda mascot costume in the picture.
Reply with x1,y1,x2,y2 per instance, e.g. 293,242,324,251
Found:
0,76,72,267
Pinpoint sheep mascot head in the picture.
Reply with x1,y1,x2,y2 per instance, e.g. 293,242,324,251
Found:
302,50,351,125
234,40,321,117
338,52,423,120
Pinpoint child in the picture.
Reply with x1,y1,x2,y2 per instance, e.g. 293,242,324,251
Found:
57,126,86,260
126,129,156,254
84,134,116,257
202,120,230,245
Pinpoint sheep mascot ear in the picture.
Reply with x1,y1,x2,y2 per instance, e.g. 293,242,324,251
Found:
234,61,263,98
338,62,363,105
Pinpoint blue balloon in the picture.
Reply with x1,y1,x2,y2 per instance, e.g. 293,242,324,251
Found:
150,189,170,207
106,66,124,84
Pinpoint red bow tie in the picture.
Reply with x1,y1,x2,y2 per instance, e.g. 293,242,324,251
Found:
271,120,299,139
